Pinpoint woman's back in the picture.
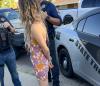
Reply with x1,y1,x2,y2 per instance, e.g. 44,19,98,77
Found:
31,22,47,45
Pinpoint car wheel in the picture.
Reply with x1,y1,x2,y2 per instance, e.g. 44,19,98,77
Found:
58,48,73,78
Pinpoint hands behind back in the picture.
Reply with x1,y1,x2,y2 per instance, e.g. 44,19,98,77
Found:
41,11,48,19
48,56,54,69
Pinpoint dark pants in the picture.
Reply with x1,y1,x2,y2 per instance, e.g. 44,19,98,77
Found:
49,36,60,86
0,48,21,86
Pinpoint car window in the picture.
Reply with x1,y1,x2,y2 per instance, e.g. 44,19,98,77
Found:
83,14,100,37
77,19,86,32
81,0,95,8
5,11,19,20
95,0,100,7
82,0,100,8
0,10,19,20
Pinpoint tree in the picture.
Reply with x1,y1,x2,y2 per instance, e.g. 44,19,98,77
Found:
0,0,18,9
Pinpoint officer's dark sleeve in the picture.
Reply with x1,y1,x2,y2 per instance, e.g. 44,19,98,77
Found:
48,3,62,25
5,19,14,28
1,15,14,32
1,16,14,27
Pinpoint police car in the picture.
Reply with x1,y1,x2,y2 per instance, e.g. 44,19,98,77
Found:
58,0,100,24
55,8,100,86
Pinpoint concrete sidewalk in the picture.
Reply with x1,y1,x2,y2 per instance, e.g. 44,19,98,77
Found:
4,67,89,86
4,68,39,86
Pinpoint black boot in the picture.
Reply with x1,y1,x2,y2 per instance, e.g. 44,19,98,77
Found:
53,81,60,86
48,70,52,82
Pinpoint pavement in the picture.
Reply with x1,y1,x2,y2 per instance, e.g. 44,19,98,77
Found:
4,66,66,86
4,67,39,86
3,54,91,86
4,67,91,86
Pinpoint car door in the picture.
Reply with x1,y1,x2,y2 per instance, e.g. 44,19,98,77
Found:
77,13,100,85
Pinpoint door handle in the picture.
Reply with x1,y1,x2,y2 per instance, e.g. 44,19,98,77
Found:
69,38,74,42
81,40,87,45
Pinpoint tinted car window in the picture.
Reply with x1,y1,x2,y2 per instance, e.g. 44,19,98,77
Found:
83,14,100,37
95,0,100,7
77,19,86,32
0,9,19,20
7,11,19,20
82,0,95,8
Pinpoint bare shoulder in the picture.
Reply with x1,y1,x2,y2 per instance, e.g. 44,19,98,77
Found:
31,21,43,31
31,21,46,32
31,21,43,28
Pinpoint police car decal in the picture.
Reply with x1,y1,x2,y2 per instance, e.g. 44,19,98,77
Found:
55,32,61,40
75,40,100,75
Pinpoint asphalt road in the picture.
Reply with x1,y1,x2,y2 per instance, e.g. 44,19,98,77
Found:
17,53,92,86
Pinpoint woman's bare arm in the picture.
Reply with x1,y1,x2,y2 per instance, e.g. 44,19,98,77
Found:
31,22,51,60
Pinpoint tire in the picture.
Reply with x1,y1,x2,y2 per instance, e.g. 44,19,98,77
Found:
58,48,73,78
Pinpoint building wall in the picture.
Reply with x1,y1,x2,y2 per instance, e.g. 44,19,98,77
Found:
51,0,79,6
48,0,79,9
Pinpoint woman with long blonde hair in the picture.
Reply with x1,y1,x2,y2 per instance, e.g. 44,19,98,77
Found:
18,0,53,86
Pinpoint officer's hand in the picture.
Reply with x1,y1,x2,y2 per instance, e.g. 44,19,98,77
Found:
3,22,11,28
3,22,15,32
42,11,48,19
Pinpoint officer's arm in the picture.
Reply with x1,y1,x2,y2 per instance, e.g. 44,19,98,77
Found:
8,24,15,33
46,15,61,26
3,22,15,33
46,3,62,26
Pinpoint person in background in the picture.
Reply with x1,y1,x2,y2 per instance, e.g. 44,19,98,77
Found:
0,15,21,86
40,0,62,86
18,0,53,86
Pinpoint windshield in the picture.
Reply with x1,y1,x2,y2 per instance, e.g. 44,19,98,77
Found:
0,10,20,20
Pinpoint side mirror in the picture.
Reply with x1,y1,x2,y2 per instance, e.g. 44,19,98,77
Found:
63,15,73,25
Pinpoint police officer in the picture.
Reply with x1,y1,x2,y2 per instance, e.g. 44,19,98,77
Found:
40,0,62,86
0,15,21,86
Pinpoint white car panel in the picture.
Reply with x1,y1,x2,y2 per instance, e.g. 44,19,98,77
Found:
55,24,100,86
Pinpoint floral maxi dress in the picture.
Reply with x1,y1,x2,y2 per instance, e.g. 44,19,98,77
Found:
30,39,49,80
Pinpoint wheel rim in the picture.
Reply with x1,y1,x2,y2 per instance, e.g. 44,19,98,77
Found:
60,54,69,71
63,57,68,69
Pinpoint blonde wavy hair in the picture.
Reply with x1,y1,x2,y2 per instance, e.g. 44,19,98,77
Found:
18,0,44,50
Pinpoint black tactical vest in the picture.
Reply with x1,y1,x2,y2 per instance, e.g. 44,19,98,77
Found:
0,16,11,51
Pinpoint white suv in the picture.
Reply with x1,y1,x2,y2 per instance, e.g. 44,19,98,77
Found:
58,0,100,24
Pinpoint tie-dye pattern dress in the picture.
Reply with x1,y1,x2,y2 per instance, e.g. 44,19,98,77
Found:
30,39,49,80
